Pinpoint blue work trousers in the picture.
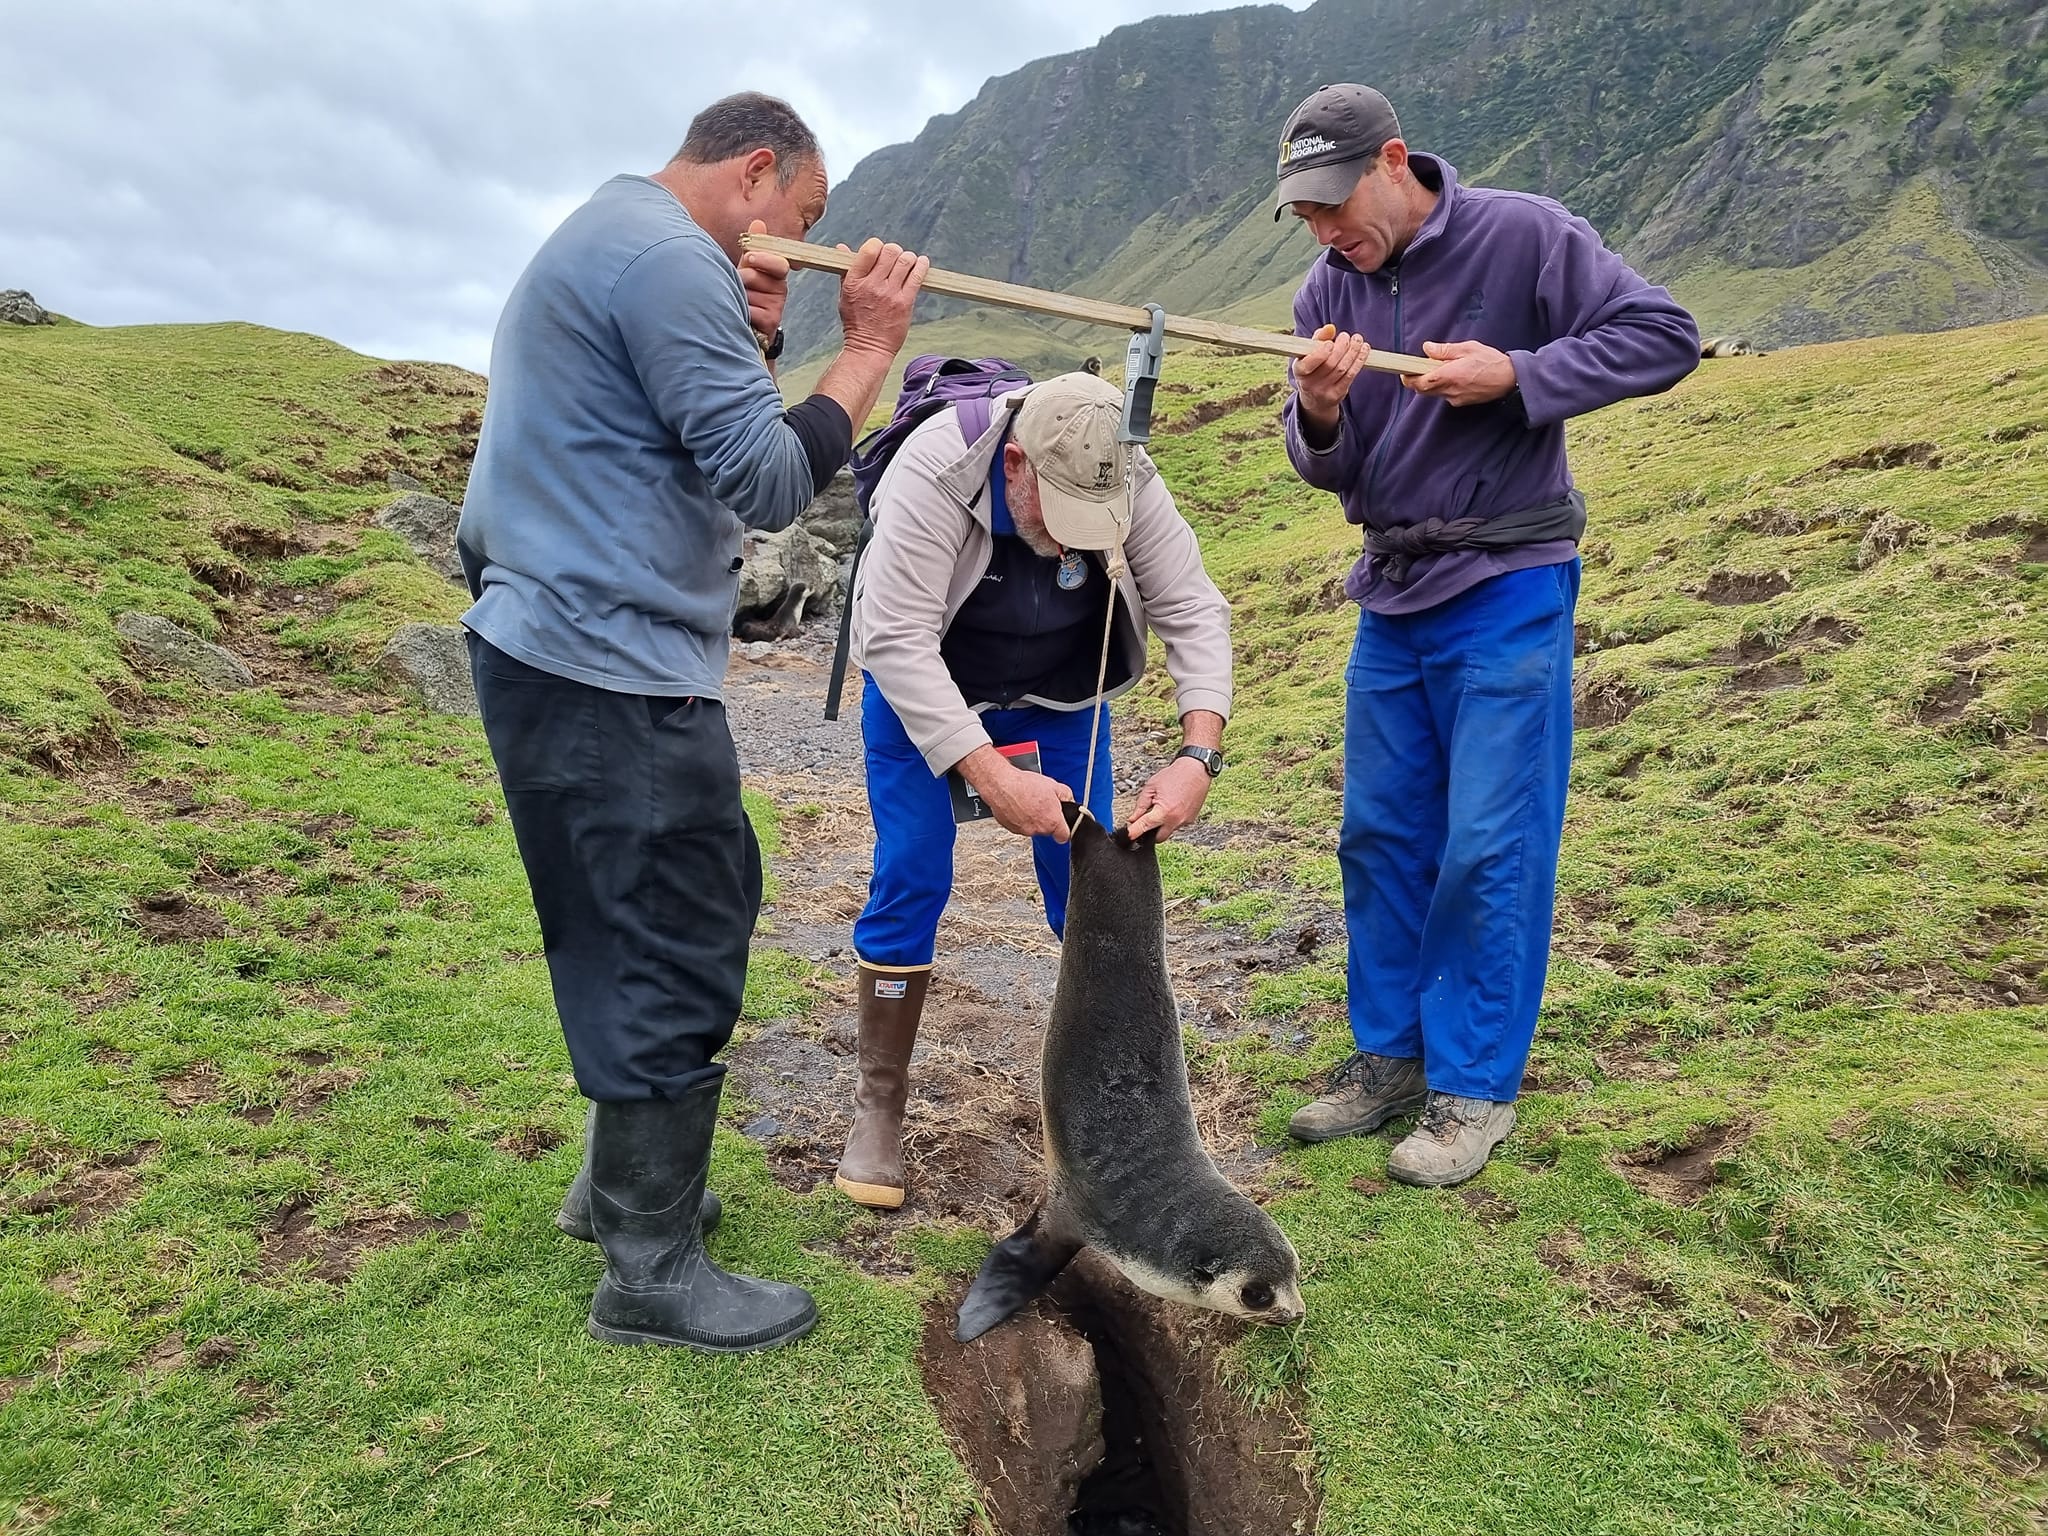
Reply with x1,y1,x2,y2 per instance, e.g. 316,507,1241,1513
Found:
854,675,1113,968
1340,561,1580,1103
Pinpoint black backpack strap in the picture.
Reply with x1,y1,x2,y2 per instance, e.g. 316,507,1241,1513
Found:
823,513,873,722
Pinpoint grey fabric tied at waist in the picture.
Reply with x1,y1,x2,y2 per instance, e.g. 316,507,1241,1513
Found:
1365,489,1588,583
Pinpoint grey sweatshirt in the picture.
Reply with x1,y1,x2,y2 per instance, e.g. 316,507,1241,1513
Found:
458,175,823,698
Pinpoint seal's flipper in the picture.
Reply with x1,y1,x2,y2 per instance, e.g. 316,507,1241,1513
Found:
954,1210,1080,1342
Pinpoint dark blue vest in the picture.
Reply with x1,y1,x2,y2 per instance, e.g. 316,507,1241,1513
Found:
940,454,1130,710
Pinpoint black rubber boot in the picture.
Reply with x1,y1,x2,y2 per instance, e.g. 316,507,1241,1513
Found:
585,1076,817,1353
556,1104,720,1242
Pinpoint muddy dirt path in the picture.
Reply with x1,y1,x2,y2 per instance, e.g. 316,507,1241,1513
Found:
722,637,1331,1536
723,637,1334,1225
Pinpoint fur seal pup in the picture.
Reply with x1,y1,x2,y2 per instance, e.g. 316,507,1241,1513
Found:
733,581,810,643
956,805,1305,1341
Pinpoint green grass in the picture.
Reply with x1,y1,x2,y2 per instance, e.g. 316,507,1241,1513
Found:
1122,317,2048,1533
0,703,976,1535
5,310,2046,1533
0,321,978,1534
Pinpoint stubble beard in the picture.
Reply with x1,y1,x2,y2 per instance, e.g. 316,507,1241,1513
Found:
1017,523,1063,560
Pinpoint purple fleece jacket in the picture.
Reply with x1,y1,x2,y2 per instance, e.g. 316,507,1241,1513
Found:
1283,155,1699,614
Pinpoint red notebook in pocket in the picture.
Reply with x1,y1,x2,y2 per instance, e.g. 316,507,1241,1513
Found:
946,741,1040,824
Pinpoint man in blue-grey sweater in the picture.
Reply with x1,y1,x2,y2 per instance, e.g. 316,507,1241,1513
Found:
1274,85,1699,1186
457,92,925,1352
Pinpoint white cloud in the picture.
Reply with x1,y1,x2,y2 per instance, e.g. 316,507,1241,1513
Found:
0,0,1299,371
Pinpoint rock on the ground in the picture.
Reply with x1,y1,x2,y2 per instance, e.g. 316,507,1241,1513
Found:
734,522,841,635
377,623,477,715
374,491,464,584
922,1302,1103,1536
0,290,54,326
114,612,255,690
799,469,863,560
386,468,428,494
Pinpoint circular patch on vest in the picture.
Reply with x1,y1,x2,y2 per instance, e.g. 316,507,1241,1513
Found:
1057,551,1090,590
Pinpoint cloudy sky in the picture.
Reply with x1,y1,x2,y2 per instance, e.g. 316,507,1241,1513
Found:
0,0,1302,372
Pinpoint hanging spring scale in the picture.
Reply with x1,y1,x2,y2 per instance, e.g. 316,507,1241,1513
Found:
1079,303,1167,818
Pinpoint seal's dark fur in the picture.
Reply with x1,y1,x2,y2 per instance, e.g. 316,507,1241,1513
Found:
957,806,1302,1341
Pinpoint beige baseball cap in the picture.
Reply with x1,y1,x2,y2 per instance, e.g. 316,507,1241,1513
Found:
1012,373,1132,551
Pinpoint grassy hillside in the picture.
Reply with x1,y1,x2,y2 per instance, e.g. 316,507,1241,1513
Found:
4,312,2046,1533
0,321,977,1534
1124,315,2048,1532
0,322,480,771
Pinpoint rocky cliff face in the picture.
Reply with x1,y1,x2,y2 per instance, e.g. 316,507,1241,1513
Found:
784,0,2047,364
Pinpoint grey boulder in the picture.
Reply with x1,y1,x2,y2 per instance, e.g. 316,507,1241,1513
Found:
374,491,464,584
114,612,255,690
0,290,54,326
378,623,477,715
735,523,840,634
799,469,863,560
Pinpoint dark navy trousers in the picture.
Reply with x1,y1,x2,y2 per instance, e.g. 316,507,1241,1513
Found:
1340,561,1580,1103
468,634,759,1102
854,674,1114,968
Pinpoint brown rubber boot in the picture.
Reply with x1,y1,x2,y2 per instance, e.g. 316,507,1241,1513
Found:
832,962,931,1210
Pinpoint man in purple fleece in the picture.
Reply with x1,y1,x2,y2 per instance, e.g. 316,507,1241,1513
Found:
1274,84,1699,1186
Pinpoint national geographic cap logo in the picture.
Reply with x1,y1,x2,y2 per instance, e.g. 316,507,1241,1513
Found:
1278,132,1338,170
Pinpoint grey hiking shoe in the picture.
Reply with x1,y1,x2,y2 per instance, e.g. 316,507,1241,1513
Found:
1387,1092,1517,1187
1287,1050,1428,1143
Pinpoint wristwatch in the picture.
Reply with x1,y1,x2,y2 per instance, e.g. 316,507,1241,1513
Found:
761,328,786,362
1175,745,1225,777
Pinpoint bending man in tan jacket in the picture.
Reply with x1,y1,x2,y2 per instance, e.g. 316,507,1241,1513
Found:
835,370,1233,1209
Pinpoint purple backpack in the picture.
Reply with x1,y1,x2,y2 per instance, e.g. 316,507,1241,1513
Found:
825,356,1033,720
846,355,1034,515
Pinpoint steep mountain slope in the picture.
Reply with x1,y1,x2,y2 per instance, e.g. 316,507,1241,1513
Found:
784,0,2048,371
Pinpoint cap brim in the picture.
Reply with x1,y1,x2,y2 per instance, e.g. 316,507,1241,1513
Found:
1038,479,1131,552
1273,158,1369,219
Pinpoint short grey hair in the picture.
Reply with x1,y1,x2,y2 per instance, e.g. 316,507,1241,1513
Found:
673,92,821,187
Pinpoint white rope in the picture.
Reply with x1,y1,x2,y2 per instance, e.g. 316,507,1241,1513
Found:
1078,455,1133,823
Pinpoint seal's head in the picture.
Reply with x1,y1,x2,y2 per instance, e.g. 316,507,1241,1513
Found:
1123,1197,1306,1325
1059,803,1164,933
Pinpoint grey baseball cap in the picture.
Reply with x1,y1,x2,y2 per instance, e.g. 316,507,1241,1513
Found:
1273,84,1402,219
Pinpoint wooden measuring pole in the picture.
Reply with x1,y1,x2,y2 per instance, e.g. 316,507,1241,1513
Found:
741,233,1437,378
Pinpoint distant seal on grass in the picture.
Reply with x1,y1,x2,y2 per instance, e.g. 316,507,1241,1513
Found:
1700,335,1766,358
956,805,1305,1341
